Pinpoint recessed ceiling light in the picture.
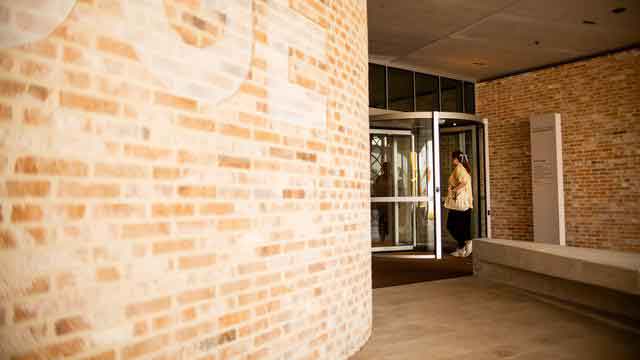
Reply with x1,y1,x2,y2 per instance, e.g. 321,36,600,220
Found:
612,7,626,14
582,20,597,25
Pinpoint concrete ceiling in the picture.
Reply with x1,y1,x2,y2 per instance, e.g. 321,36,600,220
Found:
368,0,640,81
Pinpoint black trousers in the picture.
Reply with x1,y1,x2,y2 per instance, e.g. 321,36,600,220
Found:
446,209,472,248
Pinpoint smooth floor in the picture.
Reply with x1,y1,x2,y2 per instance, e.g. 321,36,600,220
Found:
351,277,640,359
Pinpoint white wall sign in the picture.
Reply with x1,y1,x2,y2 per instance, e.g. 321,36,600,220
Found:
530,113,566,245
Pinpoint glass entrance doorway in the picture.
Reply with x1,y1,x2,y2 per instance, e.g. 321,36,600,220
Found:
369,111,489,258
439,116,489,254
370,118,436,254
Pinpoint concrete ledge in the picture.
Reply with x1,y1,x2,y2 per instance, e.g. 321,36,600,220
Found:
473,239,640,324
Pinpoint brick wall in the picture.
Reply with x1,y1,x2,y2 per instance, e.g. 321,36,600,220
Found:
0,1,371,359
477,49,640,252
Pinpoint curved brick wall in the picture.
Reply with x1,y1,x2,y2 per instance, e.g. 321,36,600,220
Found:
0,1,371,359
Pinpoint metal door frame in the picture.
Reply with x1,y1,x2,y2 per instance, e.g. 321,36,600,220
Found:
370,129,425,253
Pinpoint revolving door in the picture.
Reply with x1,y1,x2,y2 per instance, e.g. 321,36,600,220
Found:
370,111,490,258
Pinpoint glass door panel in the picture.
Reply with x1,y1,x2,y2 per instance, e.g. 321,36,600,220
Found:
370,116,435,253
439,117,488,253
370,134,393,198
371,202,395,247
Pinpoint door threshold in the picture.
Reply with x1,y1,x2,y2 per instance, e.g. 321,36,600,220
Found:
371,245,414,252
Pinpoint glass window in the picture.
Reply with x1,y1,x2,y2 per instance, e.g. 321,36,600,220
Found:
440,77,463,112
387,67,414,112
415,72,439,111
464,81,475,114
369,63,386,109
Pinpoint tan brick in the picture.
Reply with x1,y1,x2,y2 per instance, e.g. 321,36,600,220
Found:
239,83,267,98
239,112,267,127
178,254,216,270
52,24,91,46
0,229,16,249
122,223,170,239
126,297,171,318
55,315,91,335
218,310,250,328
238,261,267,275
176,149,216,165
177,115,216,132
254,130,280,144
122,334,169,360
199,202,234,215
56,204,86,220
178,185,216,198
306,140,326,152
257,244,281,257
0,78,26,97
63,70,91,89
309,262,326,273
220,123,250,138
19,59,51,79
218,155,250,169
96,267,120,282
270,147,294,159
238,289,268,306
217,218,251,232
93,203,146,219
152,239,194,255
154,91,197,111
220,279,251,295
63,45,83,64
283,189,305,199
14,303,37,322
42,338,86,358
255,300,280,316
180,307,196,322
0,102,11,121
133,320,148,337
58,182,120,198
152,203,194,217
60,91,119,115
6,181,50,197
80,350,116,360
176,287,215,305
25,276,49,295
97,36,138,59
15,156,88,176
255,327,281,346
153,167,181,180
175,321,215,342
296,151,317,162
95,163,147,178
124,144,172,161
152,315,173,331
11,204,43,223
22,108,51,126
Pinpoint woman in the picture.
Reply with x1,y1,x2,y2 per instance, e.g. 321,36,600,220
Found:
445,150,473,257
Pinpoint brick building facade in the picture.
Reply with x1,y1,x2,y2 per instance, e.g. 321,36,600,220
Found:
0,0,371,359
477,49,640,252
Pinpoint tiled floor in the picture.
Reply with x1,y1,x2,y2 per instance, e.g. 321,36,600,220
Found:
351,277,640,360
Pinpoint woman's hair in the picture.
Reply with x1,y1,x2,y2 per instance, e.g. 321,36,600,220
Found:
452,150,471,175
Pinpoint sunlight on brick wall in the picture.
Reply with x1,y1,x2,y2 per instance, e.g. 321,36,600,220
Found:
0,0,372,359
